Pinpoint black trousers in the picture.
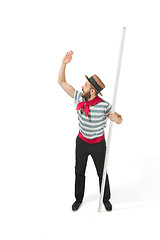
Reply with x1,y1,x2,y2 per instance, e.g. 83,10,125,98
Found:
75,135,111,203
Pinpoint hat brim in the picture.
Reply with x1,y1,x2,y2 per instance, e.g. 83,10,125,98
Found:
85,75,102,96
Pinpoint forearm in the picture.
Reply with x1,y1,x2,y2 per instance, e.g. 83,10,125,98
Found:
58,63,67,85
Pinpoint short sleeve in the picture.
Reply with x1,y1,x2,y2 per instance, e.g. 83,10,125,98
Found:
74,90,83,105
105,102,112,118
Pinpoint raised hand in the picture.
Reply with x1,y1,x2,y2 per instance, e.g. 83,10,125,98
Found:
62,50,74,64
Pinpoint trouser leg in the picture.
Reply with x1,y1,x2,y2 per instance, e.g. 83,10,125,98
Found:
75,174,85,203
99,172,111,202
90,139,111,202
75,136,89,203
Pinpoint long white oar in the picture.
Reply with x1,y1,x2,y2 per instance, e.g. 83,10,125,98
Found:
98,27,126,212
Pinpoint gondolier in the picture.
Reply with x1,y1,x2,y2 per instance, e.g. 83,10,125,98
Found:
58,50,123,211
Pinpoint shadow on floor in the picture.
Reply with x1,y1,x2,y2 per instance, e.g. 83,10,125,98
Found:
82,157,160,211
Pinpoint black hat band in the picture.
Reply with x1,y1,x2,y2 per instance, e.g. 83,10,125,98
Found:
88,76,103,92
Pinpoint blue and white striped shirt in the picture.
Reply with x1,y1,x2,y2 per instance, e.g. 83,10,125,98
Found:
74,90,112,139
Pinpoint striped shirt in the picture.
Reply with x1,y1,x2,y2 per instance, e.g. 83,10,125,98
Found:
74,90,112,139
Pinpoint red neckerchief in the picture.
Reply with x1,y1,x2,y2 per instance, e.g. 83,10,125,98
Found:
76,96,102,116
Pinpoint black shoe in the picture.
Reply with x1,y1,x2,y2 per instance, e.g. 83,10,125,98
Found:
103,200,112,211
72,201,81,211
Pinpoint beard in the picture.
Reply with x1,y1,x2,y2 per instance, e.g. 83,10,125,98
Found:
82,89,91,100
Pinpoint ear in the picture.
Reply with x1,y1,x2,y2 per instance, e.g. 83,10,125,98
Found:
91,88,95,94
92,89,98,96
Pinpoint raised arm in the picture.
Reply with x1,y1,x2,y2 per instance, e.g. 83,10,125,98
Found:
58,50,75,98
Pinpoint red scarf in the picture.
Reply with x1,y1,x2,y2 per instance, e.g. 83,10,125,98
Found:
76,96,102,116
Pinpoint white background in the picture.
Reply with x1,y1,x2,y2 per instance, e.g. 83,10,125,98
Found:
0,0,160,239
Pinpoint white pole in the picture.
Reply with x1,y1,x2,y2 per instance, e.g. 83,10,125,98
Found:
98,27,126,212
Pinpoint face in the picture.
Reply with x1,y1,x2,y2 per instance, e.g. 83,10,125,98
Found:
81,81,92,99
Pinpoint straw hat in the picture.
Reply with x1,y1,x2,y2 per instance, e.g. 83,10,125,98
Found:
85,74,105,96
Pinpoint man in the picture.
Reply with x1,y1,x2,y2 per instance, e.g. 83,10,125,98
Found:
58,50,122,211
